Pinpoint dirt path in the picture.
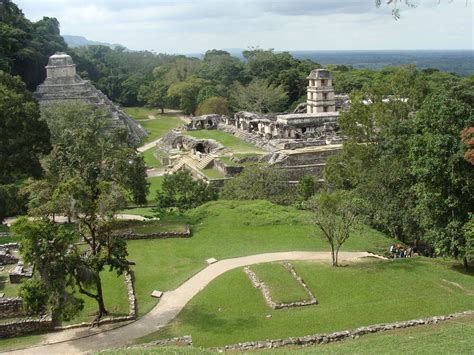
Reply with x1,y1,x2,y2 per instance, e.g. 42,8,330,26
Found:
4,214,147,226
8,251,382,354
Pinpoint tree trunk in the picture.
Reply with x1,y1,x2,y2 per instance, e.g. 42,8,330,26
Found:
463,256,469,270
330,243,337,267
95,277,108,320
334,245,340,267
161,107,164,114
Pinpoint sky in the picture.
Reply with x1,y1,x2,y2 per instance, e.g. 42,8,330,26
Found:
15,0,474,53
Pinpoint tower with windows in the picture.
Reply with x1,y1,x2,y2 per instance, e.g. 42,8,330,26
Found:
306,69,336,114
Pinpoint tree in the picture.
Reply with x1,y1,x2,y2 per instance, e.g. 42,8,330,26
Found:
220,166,291,204
0,71,51,184
138,67,170,113
308,191,360,266
168,76,209,115
26,103,148,321
409,93,474,268
196,96,230,116
12,217,83,324
156,171,217,212
231,79,288,113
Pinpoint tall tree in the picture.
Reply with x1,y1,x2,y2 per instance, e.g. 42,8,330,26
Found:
409,93,474,268
231,79,288,113
308,190,360,267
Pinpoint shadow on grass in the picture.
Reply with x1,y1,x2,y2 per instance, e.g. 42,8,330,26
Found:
179,305,258,335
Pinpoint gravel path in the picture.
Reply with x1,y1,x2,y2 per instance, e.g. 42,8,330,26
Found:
8,251,381,354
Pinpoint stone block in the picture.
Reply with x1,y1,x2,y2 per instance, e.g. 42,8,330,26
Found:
206,257,218,265
151,290,163,298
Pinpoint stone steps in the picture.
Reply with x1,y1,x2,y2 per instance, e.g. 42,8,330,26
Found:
196,155,215,169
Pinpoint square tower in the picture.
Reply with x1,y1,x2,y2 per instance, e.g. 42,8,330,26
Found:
306,69,336,114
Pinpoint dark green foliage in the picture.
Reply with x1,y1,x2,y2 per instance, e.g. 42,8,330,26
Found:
0,183,26,222
409,93,474,264
12,217,83,323
156,171,218,211
0,71,51,184
0,0,67,89
220,166,291,204
296,175,318,201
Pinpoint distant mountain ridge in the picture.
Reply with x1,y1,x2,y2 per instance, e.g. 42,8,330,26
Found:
63,35,126,49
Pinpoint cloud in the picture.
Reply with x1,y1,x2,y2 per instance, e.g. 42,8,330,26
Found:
14,0,474,53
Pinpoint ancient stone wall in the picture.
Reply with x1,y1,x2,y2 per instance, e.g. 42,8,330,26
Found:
214,159,244,177
0,297,24,319
0,316,53,339
113,227,191,240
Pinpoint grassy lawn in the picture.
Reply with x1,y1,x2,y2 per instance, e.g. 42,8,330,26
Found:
252,263,311,303
124,107,183,144
201,168,225,179
125,200,392,316
0,265,21,297
104,314,474,354
0,224,9,233
142,148,163,168
186,130,264,153
138,258,474,348
63,271,130,325
146,176,164,204
217,156,239,167
123,107,162,121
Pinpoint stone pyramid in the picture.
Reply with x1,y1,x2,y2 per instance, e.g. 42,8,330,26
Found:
35,52,148,145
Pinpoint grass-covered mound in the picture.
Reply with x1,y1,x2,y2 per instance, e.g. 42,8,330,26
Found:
138,258,474,348
112,219,189,234
127,200,391,315
252,263,312,304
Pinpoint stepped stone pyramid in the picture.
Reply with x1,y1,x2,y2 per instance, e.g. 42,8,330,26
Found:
35,52,147,145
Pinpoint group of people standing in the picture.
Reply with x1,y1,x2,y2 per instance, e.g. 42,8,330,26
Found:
389,244,412,258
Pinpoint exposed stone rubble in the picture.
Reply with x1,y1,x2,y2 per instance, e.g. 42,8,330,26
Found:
244,263,318,310
158,130,224,155
214,311,474,352
9,261,33,283
0,249,18,266
113,226,191,240
118,335,193,351
34,52,147,145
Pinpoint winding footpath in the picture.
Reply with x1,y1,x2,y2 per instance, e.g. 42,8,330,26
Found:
8,251,381,354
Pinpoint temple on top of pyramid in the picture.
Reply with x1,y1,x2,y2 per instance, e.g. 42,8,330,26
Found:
35,52,148,145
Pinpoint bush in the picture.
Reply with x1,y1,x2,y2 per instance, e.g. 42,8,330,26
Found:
220,166,292,205
156,171,218,211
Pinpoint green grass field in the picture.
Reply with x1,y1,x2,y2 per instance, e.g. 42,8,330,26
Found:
252,263,311,303
146,176,164,204
138,258,474,348
186,130,265,154
142,148,163,168
103,314,474,354
124,107,183,144
125,200,392,316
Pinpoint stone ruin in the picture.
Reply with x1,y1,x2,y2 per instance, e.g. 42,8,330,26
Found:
187,114,224,130
35,53,148,145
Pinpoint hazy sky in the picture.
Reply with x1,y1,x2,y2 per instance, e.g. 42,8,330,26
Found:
15,0,474,53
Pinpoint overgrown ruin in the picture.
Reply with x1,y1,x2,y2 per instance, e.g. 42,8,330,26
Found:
34,53,148,145
157,69,345,184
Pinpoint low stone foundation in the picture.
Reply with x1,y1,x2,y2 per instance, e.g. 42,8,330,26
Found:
244,263,318,309
113,226,191,240
215,310,474,352
0,297,24,319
